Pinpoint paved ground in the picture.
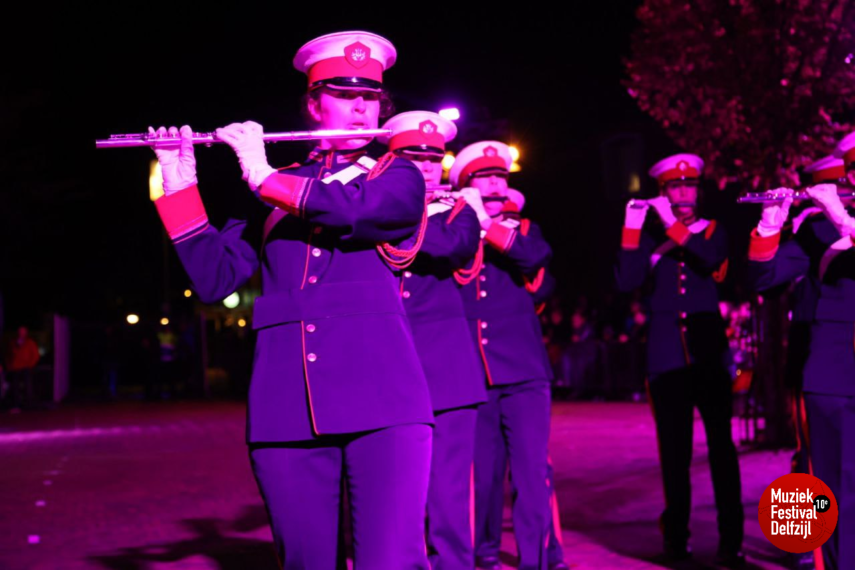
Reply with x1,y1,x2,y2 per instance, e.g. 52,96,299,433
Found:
0,401,796,569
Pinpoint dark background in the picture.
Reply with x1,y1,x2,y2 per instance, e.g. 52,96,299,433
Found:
0,4,760,330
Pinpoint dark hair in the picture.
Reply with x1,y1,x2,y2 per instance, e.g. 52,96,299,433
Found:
300,87,395,127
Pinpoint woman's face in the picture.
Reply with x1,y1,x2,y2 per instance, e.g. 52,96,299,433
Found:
308,89,381,150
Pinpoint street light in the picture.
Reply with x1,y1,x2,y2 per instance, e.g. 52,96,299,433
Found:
442,152,455,172
223,292,240,309
149,160,164,202
509,145,521,173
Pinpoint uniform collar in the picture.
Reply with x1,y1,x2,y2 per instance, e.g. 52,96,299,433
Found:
307,147,369,165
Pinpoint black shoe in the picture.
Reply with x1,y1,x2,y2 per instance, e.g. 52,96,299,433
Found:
714,547,746,568
663,539,692,562
475,554,502,570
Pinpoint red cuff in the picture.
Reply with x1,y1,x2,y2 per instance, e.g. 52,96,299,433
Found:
259,173,311,216
485,223,516,253
748,229,781,261
621,227,641,250
154,185,209,242
666,221,691,246
525,267,545,293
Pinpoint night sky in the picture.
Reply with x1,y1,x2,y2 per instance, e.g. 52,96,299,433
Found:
0,4,759,330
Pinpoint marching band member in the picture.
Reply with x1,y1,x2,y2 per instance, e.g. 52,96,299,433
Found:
380,110,487,569
747,140,855,570
451,142,554,570
150,31,434,569
472,190,569,570
614,154,744,566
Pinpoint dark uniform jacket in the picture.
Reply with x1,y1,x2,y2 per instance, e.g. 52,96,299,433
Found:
460,216,553,385
615,218,729,377
154,147,434,442
402,201,488,411
747,212,855,396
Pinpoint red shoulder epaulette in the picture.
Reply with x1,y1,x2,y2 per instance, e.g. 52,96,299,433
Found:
446,199,468,224
704,220,717,240
367,152,396,181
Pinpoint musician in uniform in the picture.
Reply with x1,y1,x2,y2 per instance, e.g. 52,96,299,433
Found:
379,110,487,569
148,31,434,569
472,190,569,570
746,139,855,570
614,153,744,565
450,142,554,570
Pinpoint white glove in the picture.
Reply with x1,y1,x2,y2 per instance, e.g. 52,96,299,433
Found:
756,188,793,237
458,187,493,229
647,196,677,228
149,125,197,195
624,199,649,229
806,183,855,237
215,121,277,191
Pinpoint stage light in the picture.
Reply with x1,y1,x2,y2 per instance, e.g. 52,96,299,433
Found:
160,318,169,326
438,108,460,121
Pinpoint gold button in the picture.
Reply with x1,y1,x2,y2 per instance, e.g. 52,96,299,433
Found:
679,288,687,295
404,271,413,278
308,276,318,284
312,248,322,257
403,291,411,299
479,275,486,282
481,322,488,329
481,338,489,345
680,312,687,319
313,226,323,234
680,274,687,281
306,324,316,333
480,291,487,298
307,353,317,362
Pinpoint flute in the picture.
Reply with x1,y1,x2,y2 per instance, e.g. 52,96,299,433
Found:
737,188,855,204
627,199,695,209
95,128,393,149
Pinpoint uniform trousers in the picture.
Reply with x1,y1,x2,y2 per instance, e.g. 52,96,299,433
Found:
475,436,565,567
427,406,479,570
474,380,551,570
249,423,432,570
647,364,743,551
804,393,855,570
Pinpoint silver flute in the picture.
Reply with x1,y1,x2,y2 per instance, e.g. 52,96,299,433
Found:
737,187,855,204
95,128,393,149
628,199,695,209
